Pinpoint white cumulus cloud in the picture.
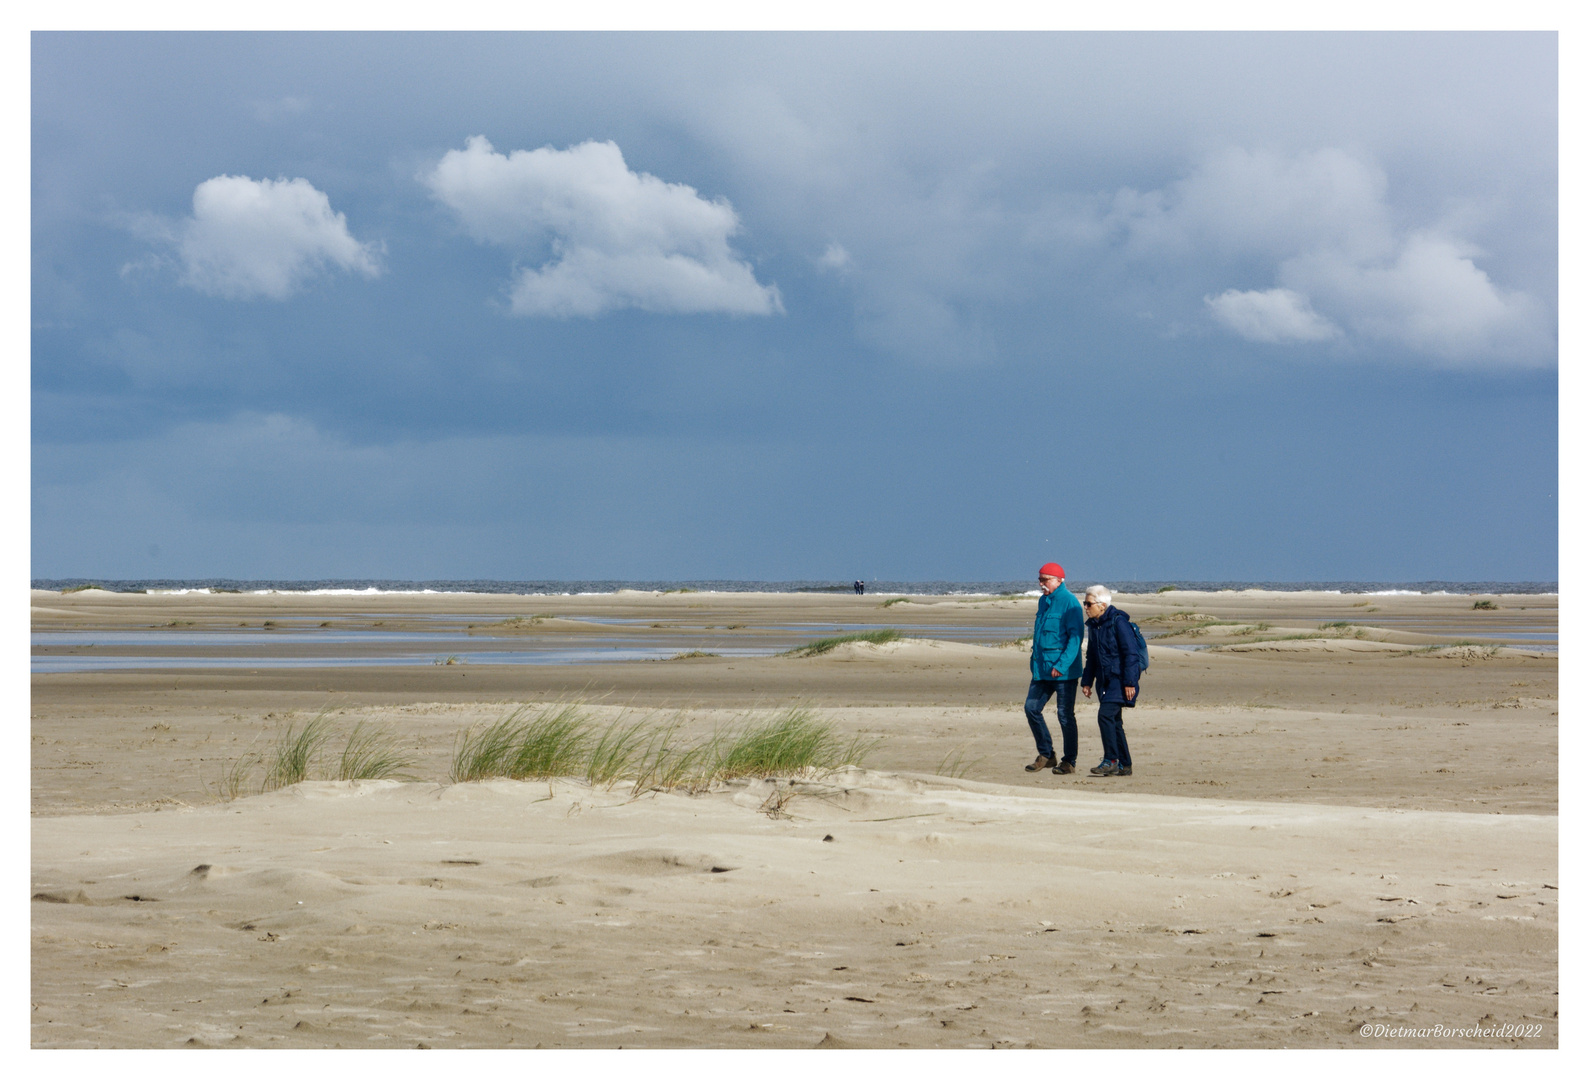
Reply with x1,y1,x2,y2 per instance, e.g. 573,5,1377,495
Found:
1111,147,1551,365
141,175,381,300
1205,287,1340,344
424,137,781,318
1280,234,1549,361
1115,147,1394,264
817,242,852,271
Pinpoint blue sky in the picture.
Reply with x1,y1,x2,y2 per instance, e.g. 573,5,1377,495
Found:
30,32,1558,582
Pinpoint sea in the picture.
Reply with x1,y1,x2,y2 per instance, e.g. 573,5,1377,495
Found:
30,578,1558,596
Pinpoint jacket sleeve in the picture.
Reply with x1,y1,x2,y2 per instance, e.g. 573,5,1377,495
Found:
1055,600,1083,675
1034,603,1063,675
1080,623,1097,688
1117,616,1141,687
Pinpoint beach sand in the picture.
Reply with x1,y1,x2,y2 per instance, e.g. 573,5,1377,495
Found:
31,589,1557,1047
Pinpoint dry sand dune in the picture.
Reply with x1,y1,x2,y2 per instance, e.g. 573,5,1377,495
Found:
31,588,1558,1048
31,772,1555,1048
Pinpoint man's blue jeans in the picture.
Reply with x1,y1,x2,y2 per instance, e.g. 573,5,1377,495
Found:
1024,679,1078,763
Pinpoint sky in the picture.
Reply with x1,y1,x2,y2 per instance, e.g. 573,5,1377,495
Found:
29,31,1559,583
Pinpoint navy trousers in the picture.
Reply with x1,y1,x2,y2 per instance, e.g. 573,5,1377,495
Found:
1024,679,1079,763
1096,699,1132,767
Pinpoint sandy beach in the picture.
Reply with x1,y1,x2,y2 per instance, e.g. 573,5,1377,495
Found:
31,588,1557,1047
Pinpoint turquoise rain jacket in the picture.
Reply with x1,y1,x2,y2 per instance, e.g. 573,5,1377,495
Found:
1030,586,1085,681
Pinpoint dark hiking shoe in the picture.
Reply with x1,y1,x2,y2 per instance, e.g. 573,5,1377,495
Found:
1089,760,1119,776
1025,755,1055,772
1052,760,1075,774
1115,765,1132,776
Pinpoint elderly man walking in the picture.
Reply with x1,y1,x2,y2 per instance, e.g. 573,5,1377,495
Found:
1023,562,1085,774
1080,585,1141,776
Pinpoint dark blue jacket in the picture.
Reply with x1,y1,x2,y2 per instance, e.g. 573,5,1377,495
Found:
1082,605,1142,707
1030,586,1085,680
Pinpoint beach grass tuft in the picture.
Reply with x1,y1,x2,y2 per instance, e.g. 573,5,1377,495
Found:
1156,585,1178,593
781,628,903,657
1473,600,1498,610
212,748,261,801
628,720,713,794
509,703,593,777
335,721,418,782
263,711,337,790
450,711,529,783
667,650,720,660
935,742,983,779
1316,621,1370,639
880,597,911,607
706,706,876,782
450,702,594,782
1409,640,1494,656
1153,619,1244,639
446,701,874,793
584,715,653,788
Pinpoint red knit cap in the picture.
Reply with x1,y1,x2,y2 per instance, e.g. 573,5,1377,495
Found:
1039,562,1064,580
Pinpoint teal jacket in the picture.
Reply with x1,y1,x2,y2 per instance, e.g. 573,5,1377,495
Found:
1031,586,1085,680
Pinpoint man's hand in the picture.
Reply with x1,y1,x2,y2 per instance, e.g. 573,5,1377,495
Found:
1124,686,1136,702
1050,668,1060,678
1081,685,1092,699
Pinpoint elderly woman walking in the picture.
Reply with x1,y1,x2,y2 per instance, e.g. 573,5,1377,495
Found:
1080,585,1141,776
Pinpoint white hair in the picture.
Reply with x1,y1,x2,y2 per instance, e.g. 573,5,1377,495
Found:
1085,585,1112,606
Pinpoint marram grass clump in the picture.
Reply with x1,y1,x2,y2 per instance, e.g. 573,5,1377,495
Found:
583,716,655,788
781,628,903,657
262,711,337,791
703,707,876,783
216,714,417,798
935,742,983,779
450,702,593,783
220,701,878,799
449,703,874,792
336,720,419,781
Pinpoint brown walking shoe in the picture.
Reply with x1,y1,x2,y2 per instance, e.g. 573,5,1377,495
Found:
1024,755,1054,772
1052,760,1075,774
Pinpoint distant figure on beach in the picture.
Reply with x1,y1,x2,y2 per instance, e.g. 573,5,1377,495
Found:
1080,585,1141,777
1024,562,1084,775
854,580,865,595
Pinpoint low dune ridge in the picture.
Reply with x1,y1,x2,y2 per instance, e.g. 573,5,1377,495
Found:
31,772,1555,1048
813,638,1001,662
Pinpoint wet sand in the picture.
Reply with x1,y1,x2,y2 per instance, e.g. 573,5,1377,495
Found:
31,588,1557,1047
